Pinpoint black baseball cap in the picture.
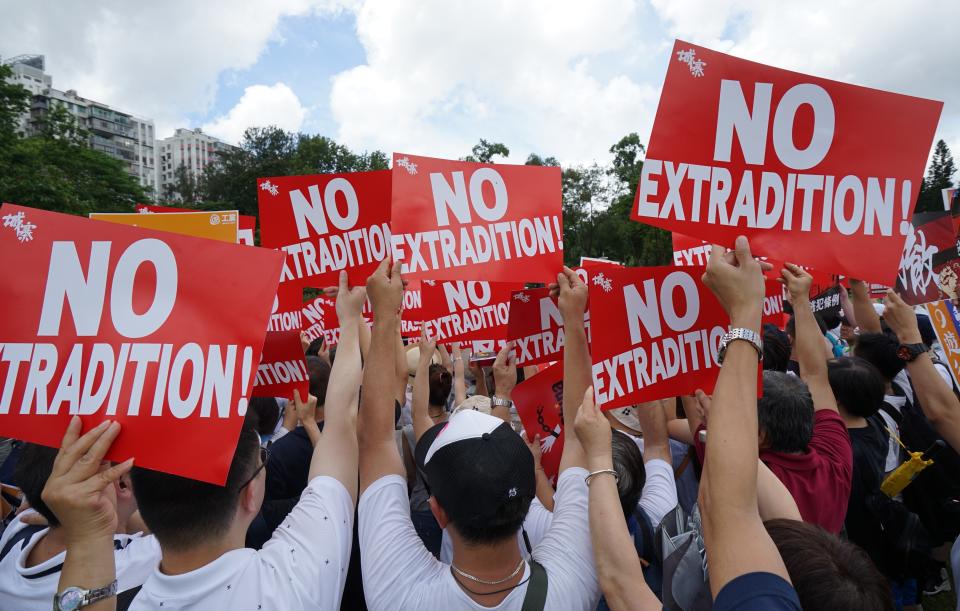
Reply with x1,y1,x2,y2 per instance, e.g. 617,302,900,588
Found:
415,410,535,524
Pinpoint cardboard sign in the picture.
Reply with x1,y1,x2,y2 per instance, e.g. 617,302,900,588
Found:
925,300,960,389
588,265,740,409
92,211,238,244
268,283,304,333
252,330,309,400
420,280,525,343
513,361,564,485
894,211,960,306
0,204,283,484
390,153,563,282
507,284,592,367
134,204,257,246
633,40,943,285
258,171,392,287
301,294,373,347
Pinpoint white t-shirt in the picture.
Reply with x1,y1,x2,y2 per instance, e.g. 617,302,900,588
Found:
0,510,160,610
439,497,553,564
359,468,600,610
130,476,353,610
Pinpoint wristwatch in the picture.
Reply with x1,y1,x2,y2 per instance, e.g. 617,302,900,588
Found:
896,343,929,363
54,581,118,611
717,328,763,365
491,396,513,409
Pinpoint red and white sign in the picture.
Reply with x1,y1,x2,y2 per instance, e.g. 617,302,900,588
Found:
401,280,424,338
513,361,564,485
672,233,712,267
0,204,283,484
258,171,392,287
390,153,563,282
420,280,525,344
894,210,960,305
579,256,620,267
268,283,304,332
589,265,741,410
300,294,372,347
252,330,309,400
633,40,943,285
134,203,257,246
507,286,591,367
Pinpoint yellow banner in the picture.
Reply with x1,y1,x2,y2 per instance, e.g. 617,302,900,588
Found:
90,211,239,243
925,300,960,388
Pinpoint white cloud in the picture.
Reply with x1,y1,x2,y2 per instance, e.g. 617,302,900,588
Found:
202,83,307,144
0,0,350,137
329,0,659,166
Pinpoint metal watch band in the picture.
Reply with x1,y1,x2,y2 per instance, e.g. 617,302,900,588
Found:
718,328,763,364
84,579,118,606
491,396,512,407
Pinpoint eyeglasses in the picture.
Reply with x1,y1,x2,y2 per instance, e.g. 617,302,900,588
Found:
238,446,270,493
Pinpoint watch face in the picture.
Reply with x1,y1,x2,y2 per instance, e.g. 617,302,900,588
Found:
897,346,912,360
58,588,84,611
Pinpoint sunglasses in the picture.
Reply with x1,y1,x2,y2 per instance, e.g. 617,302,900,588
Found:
238,446,270,493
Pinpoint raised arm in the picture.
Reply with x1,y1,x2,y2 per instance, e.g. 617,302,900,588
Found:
557,266,590,472
394,325,409,405
883,289,960,451
358,258,406,494
309,270,365,501
574,389,661,611
635,399,671,464
452,342,467,406
412,329,438,441
491,341,517,423
700,237,791,596
849,279,882,334
782,263,839,413
523,432,556,511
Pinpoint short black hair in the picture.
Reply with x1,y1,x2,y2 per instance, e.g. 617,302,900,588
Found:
305,338,324,357
130,426,261,551
428,364,453,407
763,323,791,373
765,519,894,611
306,356,331,406
13,443,60,527
611,430,646,518
248,397,280,436
821,311,842,331
853,332,904,382
452,496,532,545
827,357,885,418
758,371,814,453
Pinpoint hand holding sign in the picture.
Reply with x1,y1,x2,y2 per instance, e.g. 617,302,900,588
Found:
702,237,769,327
492,341,518,398
557,267,588,324
573,387,611,467
336,270,368,325
779,263,813,302
882,290,923,345
366,258,404,319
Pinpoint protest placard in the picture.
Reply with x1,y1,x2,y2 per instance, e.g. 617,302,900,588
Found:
513,361,564,485
420,280,525,344
258,171,392,287
809,285,843,320
672,233,712,267
925,300,960,389
0,204,283,484
390,153,562,282
894,211,960,305
633,40,943,285
507,283,591,367
268,283,304,333
252,330,309,400
301,293,372,347
92,210,239,243
134,203,257,246
401,280,424,338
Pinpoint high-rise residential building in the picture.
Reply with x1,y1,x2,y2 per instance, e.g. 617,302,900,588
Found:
156,128,237,200
1,54,158,197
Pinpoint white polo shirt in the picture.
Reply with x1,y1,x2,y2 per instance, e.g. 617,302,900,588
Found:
0,510,160,610
129,475,352,611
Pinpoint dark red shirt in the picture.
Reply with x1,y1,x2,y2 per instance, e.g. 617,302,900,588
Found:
696,409,853,533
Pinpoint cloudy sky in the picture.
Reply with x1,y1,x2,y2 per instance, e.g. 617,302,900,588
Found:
2,0,957,167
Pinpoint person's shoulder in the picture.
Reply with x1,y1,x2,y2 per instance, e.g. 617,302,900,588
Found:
713,572,801,611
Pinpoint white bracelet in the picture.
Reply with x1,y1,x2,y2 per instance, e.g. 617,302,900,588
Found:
584,469,618,486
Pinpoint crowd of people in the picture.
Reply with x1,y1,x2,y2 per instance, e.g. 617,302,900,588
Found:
1,236,959,610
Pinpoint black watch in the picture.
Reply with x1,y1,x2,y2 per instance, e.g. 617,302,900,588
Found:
896,343,929,363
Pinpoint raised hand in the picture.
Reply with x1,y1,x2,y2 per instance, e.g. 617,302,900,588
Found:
779,262,813,303
573,387,612,468
492,341,517,398
365,257,404,319
556,266,588,323
336,270,368,323
882,289,923,344
702,236,769,327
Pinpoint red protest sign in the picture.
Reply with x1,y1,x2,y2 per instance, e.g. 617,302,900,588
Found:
267,283,304,333
672,233,712,267
258,171,392,287
0,204,283,484
507,285,592,367
588,265,736,410
894,211,960,305
401,280,424,338
301,294,372,347
633,40,943,285
513,361,564,485
420,280,525,343
134,203,258,246
252,330,309,400
390,153,563,282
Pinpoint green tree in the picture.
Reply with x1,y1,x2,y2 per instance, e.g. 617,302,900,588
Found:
0,64,30,143
163,163,202,205
463,139,510,163
525,153,559,167
917,139,956,213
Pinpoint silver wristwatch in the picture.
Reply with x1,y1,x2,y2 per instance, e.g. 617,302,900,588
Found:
491,396,513,408
717,328,763,365
54,581,118,611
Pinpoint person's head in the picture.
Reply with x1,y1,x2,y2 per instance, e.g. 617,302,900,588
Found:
14,443,60,527
764,519,894,611
758,371,814,453
821,311,842,332
428,363,452,408
130,426,263,552
853,332,904,382
827,357,885,419
762,323,791,372
415,411,534,546
248,397,280,437
611,430,646,519
305,338,324,357
306,355,330,409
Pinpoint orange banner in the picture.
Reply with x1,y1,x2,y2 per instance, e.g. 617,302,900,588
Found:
90,211,238,243
925,300,960,388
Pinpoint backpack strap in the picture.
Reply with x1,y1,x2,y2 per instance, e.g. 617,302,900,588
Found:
116,585,143,611
521,560,548,611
